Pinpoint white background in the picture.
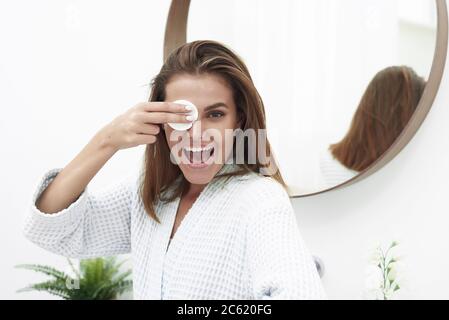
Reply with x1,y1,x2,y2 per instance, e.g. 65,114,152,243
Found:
0,0,448,299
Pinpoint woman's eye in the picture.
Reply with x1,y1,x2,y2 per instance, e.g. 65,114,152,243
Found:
208,111,225,119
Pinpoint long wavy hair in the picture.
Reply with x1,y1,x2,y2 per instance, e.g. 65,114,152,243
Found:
139,40,286,222
330,66,426,172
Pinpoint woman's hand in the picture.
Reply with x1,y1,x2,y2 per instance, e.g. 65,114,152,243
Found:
99,101,192,151
35,101,191,214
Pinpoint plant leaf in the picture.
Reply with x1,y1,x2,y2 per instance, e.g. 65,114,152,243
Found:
17,280,71,299
15,264,69,281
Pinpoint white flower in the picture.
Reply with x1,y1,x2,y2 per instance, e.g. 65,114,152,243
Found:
390,261,406,284
365,265,383,290
364,240,405,299
369,248,383,265
387,263,398,281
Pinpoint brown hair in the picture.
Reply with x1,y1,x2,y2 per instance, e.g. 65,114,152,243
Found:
139,40,286,223
330,66,426,172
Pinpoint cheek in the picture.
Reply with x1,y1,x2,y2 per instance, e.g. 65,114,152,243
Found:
212,113,238,132
223,129,236,148
164,126,190,153
163,126,180,150
214,115,238,143
212,128,236,160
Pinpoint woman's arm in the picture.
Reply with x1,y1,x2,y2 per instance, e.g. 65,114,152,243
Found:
24,102,193,258
35,129,117,214
36,101,191,214
24,167,137,258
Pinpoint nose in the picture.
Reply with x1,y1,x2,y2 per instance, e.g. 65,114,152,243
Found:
186,118,218,148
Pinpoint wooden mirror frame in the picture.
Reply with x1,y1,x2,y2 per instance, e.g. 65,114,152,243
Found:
163,0,448,198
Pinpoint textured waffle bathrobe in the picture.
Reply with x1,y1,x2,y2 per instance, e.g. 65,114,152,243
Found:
23,163,326,299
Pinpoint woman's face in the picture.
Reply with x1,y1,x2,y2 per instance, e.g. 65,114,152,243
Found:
164,73,241,185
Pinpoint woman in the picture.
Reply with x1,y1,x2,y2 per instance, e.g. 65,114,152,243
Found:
318,66,426,189
24,40,325,300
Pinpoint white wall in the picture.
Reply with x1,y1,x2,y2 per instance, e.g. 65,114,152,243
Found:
0,0,167,300
1,0,448,299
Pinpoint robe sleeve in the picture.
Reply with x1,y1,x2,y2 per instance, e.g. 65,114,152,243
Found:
23,168,136,259
246,179,327,300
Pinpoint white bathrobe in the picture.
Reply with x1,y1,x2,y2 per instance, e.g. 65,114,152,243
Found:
23,163,326,300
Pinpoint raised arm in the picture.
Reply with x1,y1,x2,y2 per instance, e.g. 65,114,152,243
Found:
24,102,193,258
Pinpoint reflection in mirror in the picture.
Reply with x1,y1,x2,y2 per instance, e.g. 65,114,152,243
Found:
319,66,426,190
187,0,437,196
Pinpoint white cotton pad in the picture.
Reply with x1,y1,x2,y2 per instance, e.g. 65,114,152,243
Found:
168,99,198,131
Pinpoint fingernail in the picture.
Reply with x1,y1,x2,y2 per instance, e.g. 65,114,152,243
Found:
186,115,194,121
185,105,193,111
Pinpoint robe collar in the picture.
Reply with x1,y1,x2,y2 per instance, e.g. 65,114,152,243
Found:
149,162,246,299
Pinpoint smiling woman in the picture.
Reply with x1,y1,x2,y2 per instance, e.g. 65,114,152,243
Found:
141,41,288,221
23,40,326,300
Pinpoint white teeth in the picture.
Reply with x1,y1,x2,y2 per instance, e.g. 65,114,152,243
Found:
183,145,214,153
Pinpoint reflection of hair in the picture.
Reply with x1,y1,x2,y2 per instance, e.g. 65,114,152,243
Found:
141,40,286,222
330,66,426,172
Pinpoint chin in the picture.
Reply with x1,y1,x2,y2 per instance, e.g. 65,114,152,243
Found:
179,163,223,185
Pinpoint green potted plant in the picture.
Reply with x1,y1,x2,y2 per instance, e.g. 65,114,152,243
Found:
15,257,132,300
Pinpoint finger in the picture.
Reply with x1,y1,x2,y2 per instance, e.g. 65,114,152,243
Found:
139,102,192,113
135,123,160,135
134,134,157,146
141,112,194,124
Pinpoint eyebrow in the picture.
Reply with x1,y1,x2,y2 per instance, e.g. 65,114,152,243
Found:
204,102,229,112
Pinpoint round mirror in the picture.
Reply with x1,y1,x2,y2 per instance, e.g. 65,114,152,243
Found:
164,0,448,197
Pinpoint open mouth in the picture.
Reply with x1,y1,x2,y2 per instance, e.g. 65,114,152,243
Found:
182,144,215,165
